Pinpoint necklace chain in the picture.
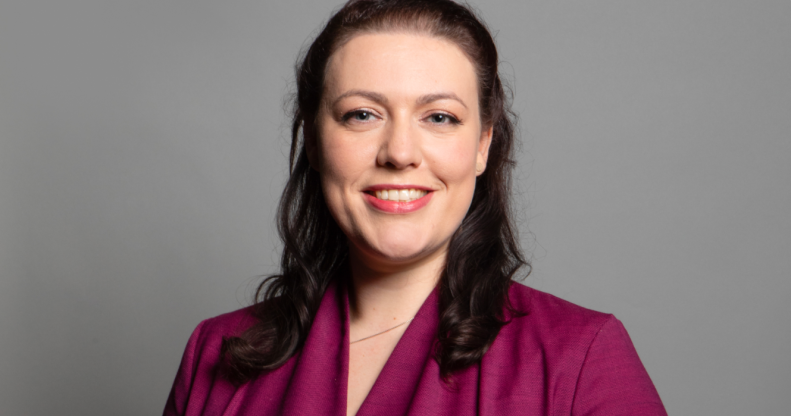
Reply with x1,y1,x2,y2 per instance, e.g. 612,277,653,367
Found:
349,317,415,344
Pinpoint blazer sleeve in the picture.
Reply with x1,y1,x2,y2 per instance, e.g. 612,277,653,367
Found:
571,316,667,416
162,320,206,416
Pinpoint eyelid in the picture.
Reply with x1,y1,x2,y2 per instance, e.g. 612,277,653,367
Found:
423,111,462,125
341,107,382,122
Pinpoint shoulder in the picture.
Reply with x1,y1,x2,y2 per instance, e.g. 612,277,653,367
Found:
488,282,615,366
175,305,260,373
163,305,260,415
185,305,259,357
194,305,258,341
485,282,666,414
505,281,613,340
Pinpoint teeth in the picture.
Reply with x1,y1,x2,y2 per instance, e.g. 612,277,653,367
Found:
374,189,428,202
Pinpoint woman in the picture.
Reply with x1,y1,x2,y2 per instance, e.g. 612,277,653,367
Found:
164,1,667,415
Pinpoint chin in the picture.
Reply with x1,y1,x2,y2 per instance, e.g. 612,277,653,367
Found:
356,235,438,265
376,246,428,263
375,239,447,265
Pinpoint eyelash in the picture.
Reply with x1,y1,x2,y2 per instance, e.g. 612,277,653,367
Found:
426,113,462,125
341,110,462,125
341,109,378,123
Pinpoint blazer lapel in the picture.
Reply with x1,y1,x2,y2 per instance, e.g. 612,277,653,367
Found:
356,288,440,416
279,280,349,415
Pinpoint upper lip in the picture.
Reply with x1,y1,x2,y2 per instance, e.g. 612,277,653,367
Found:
362,184,434,192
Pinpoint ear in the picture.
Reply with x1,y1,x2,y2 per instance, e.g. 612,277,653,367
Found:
476,125,493,176
304,121,319,170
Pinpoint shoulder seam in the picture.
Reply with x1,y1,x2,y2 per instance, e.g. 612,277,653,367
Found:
566,314,617,416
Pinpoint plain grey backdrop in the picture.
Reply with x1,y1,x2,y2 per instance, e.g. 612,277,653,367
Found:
1,0,789,414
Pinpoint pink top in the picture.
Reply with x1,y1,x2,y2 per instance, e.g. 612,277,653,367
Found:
163,280,667,415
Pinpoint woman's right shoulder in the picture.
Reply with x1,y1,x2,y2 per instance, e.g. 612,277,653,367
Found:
163,305,261,415
188,305,259,346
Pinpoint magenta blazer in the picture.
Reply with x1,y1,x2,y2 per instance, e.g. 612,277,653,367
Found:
163,280,667,415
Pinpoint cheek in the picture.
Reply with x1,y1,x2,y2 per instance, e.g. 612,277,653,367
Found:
318,133,369,184
316,130,381,223
318,142,360,230
426,137,480,186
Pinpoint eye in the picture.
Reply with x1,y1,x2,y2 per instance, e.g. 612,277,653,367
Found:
342,110,375,122
427,113,460,125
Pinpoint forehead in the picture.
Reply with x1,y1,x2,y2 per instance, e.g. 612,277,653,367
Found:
324,32,479,104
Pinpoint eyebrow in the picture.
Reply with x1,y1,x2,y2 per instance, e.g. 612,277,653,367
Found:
416,92,468,109
330,90,468,109
331,90,388,107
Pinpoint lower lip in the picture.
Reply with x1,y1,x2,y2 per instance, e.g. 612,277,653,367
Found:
363,192,433,213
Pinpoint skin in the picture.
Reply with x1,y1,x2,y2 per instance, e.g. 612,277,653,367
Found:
309,32,492,416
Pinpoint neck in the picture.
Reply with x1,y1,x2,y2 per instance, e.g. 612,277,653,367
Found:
347,245,446,327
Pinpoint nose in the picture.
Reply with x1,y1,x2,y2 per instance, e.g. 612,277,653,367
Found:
376,115,422,170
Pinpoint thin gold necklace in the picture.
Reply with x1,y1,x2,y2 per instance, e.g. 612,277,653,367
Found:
349,317,415,344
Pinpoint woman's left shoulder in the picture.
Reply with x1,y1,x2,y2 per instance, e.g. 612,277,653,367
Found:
490,281,667,415
497,281,635,363
505,281,614,340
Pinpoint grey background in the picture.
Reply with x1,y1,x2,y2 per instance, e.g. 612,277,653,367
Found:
1,0,788,414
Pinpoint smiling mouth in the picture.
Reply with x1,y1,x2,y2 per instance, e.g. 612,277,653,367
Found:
366,189,429,202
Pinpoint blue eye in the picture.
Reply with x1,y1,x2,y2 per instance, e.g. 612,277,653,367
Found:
428,113,459,124
343,110,373,122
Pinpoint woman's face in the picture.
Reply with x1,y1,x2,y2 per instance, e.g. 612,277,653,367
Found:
314,32,491,270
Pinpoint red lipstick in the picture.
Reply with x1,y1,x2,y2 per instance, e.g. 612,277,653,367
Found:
362,185,433,214
364,184,433,191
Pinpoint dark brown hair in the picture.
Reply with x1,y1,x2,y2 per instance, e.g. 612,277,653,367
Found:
221,0,528,383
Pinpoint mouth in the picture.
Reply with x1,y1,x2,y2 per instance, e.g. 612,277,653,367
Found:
362,185,434,213
364,188,429,202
